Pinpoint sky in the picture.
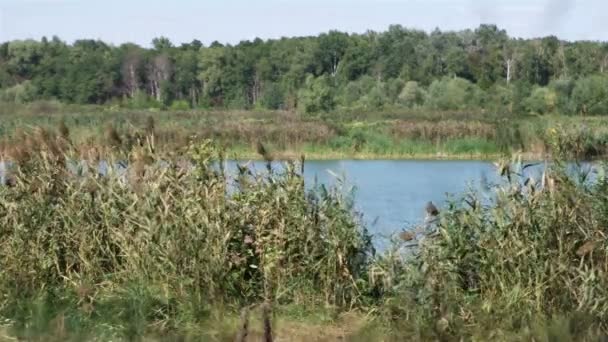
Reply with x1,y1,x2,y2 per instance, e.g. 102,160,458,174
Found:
0,0,606,46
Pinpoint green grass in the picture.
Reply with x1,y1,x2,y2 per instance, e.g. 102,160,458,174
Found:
4,102,608,160
0,102,563,160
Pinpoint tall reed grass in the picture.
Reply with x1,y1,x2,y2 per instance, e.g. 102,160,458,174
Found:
373,157,608,340
1,121,608,340
0,126,374,340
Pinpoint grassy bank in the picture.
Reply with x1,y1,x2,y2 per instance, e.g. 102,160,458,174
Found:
1,125,608,340
227,139,501,161
5,102,608,160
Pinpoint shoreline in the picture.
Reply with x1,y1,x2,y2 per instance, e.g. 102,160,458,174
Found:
225,150,545,161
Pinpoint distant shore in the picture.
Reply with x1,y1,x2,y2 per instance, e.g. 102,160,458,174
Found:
226,149,547,162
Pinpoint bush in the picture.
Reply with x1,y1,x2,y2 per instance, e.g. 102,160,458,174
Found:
359,83,388,110
260,82,285,110
425,77,484,110
169,99,191,111
297,74,335,113
338,75,375,108
384,78,405,103
0,81,38,103
125,90,162,109
549,78,575,114
570,75,608,115
524,86,557,114
397,81,426,108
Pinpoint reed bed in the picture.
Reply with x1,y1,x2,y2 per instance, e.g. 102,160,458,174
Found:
0,126,374,340
373,157,608,340
1,123,608,340
5,104,608,160
389,119,496,141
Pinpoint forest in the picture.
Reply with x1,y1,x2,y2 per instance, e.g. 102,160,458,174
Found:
2,24,608,116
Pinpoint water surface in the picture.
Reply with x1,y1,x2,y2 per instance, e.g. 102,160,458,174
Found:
5,158,592,246
227,160,499,242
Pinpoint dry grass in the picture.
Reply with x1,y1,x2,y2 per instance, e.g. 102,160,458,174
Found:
1,122,608,339
0,124,374,340
389,119,496,141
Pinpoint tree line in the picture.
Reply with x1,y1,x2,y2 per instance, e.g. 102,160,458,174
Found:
1,24,608,115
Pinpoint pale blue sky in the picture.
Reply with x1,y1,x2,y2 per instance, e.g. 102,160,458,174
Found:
0,0,606,46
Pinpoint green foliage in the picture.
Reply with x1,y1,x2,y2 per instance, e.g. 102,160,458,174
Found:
397,81,426,108
198,46,226,106
524,86,557,114
0,80,38,103
425,77,483,110
298,74,335,113
0,133,374,339
125,90,161,109
485,84,514,113
169,99,190,111
374,158,608,339
358,83,388,110
549,78,575,113
383,78,405,103
2,128,608,338
58,40,119,104
1,26,608,114
338,75,375,108
260,82,284,110
570,75,608,115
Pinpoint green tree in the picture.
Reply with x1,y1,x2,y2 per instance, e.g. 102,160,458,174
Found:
298,74,335,113
338,34,373,81
359,82,388,110
398,81,426,107
486,84,515,114
548,78,574,113
570,75,608,115
315,31,349,76
0,80,38,103
337,75,375,108
524,86,557,115
260,82,284,109
59,40,119,103
425,77,482,110
198,46,226,106
1,25,608,112
152,37,174,51
6,40,43,79
173,49,200,106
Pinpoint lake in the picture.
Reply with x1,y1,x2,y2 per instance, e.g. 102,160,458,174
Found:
225,160,502,244
4,158,586,246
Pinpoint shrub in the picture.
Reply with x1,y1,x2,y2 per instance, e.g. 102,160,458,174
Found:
397,81,426,108
425,77,484,110
297,74,335,113
125,90,162,109
169,99,191,111
524,86,557,115
549,78,575,114
359,83,388,110
338,75,375,108
260,82,285,110
570,75,608,115
0,81,38,103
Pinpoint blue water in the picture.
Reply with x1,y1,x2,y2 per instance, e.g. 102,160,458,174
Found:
3,159,595,244
225,160,499,241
